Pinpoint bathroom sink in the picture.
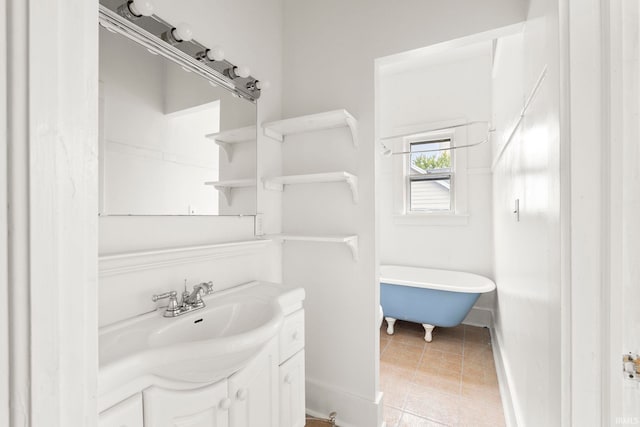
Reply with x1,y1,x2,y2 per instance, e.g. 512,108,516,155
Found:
148,298,279,348
99,283,287,393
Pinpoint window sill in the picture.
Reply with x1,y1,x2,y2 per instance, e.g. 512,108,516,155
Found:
393,213,469,226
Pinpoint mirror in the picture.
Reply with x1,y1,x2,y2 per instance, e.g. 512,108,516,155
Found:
98,27,257,216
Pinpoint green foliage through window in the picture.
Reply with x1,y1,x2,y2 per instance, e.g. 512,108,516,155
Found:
413,150,450,171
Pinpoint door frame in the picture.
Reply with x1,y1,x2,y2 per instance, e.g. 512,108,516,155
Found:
5,0,99,425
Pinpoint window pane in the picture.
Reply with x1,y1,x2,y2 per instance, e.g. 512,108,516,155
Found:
410,140,451,173
410,177,451,211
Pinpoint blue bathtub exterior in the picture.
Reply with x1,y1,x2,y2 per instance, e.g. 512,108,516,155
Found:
380,282,481,327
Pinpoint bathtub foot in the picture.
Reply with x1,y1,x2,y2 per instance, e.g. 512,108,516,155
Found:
385,317,397,335
422,324,435,342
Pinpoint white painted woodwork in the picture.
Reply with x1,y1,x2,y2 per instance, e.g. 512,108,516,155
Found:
279,351,306,427
0,0,7,424
99,394,143,427
228,341,279,427
143,380,230,427
204,179,257,188
269,234,359,262
206,126,257,162
99,239,271,277
6,0,99,425
204,180,258,205
262,109,358,148
263,172,359,203
278,310,305,363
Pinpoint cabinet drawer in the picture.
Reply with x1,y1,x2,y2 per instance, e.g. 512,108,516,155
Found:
279,309,304,363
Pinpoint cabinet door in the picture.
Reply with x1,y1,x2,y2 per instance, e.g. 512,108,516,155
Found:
279,350,306,427
228,340,279,427
99,393,144,427
143,380,230,427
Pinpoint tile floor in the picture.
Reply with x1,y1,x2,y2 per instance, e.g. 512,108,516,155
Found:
380,320,505,427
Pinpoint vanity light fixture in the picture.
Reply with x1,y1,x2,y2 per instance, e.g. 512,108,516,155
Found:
161,22,194,45
117,0,154,19
197,47,225,62
225,65,251,80
101,0,263,99
255,80,270,90
246,80,270,91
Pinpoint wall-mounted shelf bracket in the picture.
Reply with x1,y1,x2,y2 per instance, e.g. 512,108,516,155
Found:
267,234,359,261
205,125,256,162
262,172,358,203
345,115,359,149
344,235,359,262
204,179,255,205
214,141,233,162
262,109,358,148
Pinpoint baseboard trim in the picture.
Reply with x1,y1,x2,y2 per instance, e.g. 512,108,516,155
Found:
306,377,382,427
490,327,521,427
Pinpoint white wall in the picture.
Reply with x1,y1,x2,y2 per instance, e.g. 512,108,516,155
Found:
98,0,284,327
282,1,526,425
378,43,495,321
491,1,562,424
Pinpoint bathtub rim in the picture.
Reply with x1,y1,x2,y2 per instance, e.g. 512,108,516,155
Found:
380,265,496,293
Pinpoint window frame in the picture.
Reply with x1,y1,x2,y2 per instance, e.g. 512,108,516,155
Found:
405,136,455,213
390,121,470,226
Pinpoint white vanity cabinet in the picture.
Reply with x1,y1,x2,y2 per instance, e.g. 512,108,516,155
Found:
142,340,280,427
143,380,230,427
99,393,144,427
99,282,306,427
228,340,279,427
278,309,306,427
279,350,306,427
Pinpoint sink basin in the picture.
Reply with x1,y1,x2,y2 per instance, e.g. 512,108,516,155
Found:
99,283,286,393
148,299,278,348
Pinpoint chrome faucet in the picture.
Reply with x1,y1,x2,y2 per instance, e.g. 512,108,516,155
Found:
184,281,214,308
152,281,215,317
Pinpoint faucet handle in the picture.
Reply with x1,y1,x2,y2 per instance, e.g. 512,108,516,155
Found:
201,281,214,294
152,290,181,316
152,290,177,302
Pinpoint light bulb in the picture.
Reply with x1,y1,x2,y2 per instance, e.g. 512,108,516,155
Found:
172,23,193,42
255,80,271,90
206,47,225,62
235,66,250,79
129,0,154,17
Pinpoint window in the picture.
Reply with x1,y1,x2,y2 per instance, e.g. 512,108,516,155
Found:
407,138,453,212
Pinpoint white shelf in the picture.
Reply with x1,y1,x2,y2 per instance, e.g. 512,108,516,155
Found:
263,172,358,203
268,234,359,261
205,125,256,161
262,109,358,148
204,179,256,205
